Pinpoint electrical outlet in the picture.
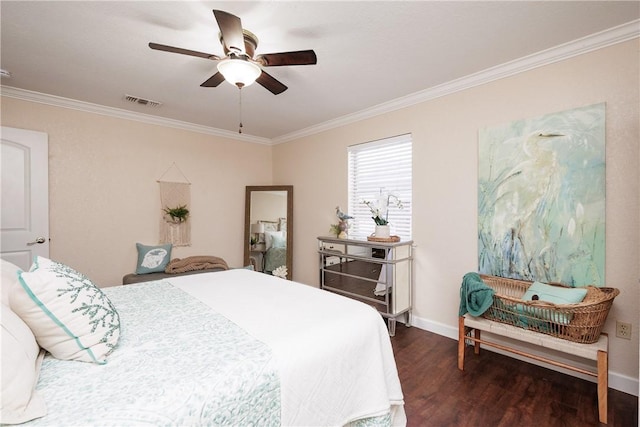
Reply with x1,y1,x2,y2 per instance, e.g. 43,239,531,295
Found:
616,321,632,339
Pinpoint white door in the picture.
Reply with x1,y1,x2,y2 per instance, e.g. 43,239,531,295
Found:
1,126,49,270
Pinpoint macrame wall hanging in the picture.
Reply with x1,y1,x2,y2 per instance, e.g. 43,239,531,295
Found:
157,163,191,246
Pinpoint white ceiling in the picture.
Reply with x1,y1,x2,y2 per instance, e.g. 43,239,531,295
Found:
1,1,638,143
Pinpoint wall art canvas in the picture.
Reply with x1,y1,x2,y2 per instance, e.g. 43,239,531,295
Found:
478,103,605,286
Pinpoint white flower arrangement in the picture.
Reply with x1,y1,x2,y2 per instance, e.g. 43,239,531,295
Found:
362,189,403,225
272,265,288,279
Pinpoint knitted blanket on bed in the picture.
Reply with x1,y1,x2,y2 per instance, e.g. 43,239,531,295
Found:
165,256,229,274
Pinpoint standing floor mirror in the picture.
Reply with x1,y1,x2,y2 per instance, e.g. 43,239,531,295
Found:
244,186,293,279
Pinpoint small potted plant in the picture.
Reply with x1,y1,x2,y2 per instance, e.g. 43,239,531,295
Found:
362,190,403,238
163,204,190,224
332,206,351,239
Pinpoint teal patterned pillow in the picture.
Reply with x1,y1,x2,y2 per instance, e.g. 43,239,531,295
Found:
271,234,286,248
136,243,172,274
523,281,587,304
12,257,120,364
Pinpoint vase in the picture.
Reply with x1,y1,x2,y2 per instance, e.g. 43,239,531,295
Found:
374,225,390,238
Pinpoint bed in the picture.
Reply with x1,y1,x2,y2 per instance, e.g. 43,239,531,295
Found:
2,258,405,427
263,246,287,273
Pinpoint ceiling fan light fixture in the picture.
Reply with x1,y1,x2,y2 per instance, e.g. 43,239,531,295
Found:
217,59,261,88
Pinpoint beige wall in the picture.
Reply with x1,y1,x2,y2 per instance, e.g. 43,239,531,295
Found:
249,191,287,224
273,40,639,388
1,98,273,286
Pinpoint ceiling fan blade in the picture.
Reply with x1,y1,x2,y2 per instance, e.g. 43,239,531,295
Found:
149,42,220,60
213,9,245,55
256,50,317,67
256,70,288,95
200,72,225,87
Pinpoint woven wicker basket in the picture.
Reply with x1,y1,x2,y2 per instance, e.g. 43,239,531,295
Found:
479,274,619,344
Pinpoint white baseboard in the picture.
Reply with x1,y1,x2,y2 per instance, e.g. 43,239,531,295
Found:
407,314,639,397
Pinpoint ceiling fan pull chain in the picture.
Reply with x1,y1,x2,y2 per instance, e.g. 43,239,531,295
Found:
238,87,243,134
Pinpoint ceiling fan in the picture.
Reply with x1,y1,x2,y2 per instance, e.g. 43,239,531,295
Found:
149,9,317,95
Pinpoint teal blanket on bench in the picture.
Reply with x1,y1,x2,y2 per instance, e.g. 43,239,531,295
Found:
459,272,495,317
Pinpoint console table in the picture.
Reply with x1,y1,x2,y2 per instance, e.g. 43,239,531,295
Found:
317,236,413,335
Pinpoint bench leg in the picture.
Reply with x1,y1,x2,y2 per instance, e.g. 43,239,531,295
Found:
474,329,481,354
458,316,484,371
458,316,466,370
597,349,608,424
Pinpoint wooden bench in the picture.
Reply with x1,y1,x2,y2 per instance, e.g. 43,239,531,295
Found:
458,314,609,424
122,267,225,285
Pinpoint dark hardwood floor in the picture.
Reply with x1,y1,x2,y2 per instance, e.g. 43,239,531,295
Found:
390,325,638,427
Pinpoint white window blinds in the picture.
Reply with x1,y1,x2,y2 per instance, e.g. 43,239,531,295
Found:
348,134,412,240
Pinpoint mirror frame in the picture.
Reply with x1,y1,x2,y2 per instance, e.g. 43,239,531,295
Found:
244,185,293,279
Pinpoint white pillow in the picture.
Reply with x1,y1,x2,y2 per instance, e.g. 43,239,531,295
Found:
1,259,22,306
1,304,47,424
12,257,121,364
264,231,285,250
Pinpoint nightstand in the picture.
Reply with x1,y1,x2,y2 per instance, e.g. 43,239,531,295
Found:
250,244,267,272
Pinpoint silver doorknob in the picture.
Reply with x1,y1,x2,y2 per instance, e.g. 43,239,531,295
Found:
27,237,46,246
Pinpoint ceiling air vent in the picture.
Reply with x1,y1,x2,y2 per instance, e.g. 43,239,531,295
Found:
124,94,162,107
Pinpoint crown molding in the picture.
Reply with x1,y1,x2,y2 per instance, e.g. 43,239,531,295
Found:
0,86,271,145
272,19,640,144
1,20,637,146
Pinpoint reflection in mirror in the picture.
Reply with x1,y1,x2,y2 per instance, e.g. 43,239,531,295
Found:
244,186,293,279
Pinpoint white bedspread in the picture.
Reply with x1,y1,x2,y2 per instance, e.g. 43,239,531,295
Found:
169,269,405,427
24,280,281,426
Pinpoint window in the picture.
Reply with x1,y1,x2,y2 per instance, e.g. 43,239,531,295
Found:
348,134,412,240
